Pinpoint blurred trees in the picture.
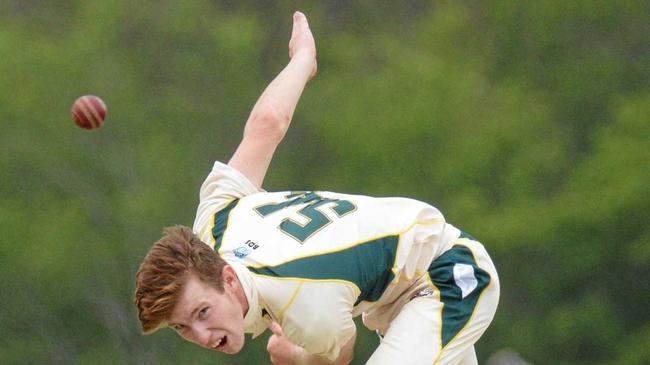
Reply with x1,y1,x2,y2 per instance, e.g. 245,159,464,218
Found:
0,1,647,364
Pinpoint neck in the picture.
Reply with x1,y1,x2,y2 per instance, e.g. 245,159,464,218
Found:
233,273,250,316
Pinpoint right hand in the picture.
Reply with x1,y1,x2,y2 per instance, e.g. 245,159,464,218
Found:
288,11,317,79
267,321,305,365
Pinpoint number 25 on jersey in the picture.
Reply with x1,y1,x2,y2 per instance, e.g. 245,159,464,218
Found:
254,192,356,243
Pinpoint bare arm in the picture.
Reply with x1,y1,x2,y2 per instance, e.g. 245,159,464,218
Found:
228,11,317,188
267,322,356,365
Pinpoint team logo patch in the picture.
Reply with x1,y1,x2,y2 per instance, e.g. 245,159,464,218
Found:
234,246,252,258
453,263,478,299
234,240,261,259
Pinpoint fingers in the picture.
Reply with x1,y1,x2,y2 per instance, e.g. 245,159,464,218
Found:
291,14,299,38
287,10,316,72
294,11,306,23
266,322,284,358
269,321,284,337
292,11,309,35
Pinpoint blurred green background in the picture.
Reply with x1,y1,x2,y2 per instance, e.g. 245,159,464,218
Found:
1,1,648,364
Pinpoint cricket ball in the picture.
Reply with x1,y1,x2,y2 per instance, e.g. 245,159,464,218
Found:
71,95,107,130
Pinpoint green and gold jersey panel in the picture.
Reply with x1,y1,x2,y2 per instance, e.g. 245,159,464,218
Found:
211,198,239,251
427,242,492,347
250,274,358,362
194,161,459,307
248,233,400,305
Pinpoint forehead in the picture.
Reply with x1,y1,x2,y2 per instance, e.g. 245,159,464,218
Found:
169,276,210,321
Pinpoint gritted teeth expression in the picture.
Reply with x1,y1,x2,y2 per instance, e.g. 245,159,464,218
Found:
168,273,246,354
211,335,229,351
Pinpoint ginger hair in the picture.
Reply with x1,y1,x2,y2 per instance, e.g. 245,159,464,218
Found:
134,225,228,334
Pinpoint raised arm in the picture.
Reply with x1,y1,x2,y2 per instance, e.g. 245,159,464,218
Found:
228,11,317,188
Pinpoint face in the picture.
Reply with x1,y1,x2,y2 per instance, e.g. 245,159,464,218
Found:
168,267,247,354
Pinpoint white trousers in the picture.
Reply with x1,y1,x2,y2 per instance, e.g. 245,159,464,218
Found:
367,239,500,365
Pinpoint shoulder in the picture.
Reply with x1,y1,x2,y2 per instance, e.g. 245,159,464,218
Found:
198,161,261,201
192,161,263,246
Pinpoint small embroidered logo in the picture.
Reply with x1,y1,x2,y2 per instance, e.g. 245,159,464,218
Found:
234,246,252,258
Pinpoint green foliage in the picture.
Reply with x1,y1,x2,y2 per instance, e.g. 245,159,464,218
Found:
1,0,648,364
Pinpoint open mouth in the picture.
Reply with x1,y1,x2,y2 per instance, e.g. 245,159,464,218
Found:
213,336,228,350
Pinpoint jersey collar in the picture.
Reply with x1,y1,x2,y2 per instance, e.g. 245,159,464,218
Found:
230,261,269,338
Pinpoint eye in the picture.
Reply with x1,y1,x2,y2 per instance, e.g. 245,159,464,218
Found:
198,307,210,319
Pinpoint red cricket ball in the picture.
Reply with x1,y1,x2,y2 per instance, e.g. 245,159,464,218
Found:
71,95,107,130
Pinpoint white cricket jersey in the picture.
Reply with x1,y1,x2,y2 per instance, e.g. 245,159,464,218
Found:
192,161,462,361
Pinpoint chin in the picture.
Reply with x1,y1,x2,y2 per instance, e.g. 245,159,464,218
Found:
223,348,242,355
224,337,245,354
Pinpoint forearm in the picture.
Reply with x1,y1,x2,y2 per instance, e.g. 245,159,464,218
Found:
226,11,316,188
244,54,315,143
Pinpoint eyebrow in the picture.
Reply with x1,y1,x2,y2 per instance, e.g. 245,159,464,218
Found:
170,303,203,328
189,303,203,319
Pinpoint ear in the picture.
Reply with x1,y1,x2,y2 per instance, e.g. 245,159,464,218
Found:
221,265,238,290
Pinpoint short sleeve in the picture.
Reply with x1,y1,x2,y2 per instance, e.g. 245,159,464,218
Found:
281,282,357,362
299,315,355,362
192,161,261,246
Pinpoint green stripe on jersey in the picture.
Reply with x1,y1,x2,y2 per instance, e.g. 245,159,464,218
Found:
212,199,240,251
248,235,399,306
459,230,477,241
428,244,491,347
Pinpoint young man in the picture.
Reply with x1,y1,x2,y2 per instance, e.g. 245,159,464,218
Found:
135,11,499,365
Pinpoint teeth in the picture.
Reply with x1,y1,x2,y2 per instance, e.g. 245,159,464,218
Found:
215,337,224,347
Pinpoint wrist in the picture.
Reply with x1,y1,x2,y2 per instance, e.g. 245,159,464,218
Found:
290,52,316,68
289,52,317,80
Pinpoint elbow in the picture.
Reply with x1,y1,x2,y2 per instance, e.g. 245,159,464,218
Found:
245,104,290,143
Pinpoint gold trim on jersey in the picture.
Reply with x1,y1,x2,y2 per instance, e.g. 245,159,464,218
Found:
249,273,363,323
432,241,494,365
246,218,444,270
213,198,238,254
277,281,305,321
390,218,446,280
248,272,363,298
425,270,446,364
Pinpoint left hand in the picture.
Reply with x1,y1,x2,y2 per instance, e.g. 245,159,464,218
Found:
267,321,305,365
288,11,317,79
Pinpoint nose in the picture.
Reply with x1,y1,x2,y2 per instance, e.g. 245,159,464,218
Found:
188,325,212,348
